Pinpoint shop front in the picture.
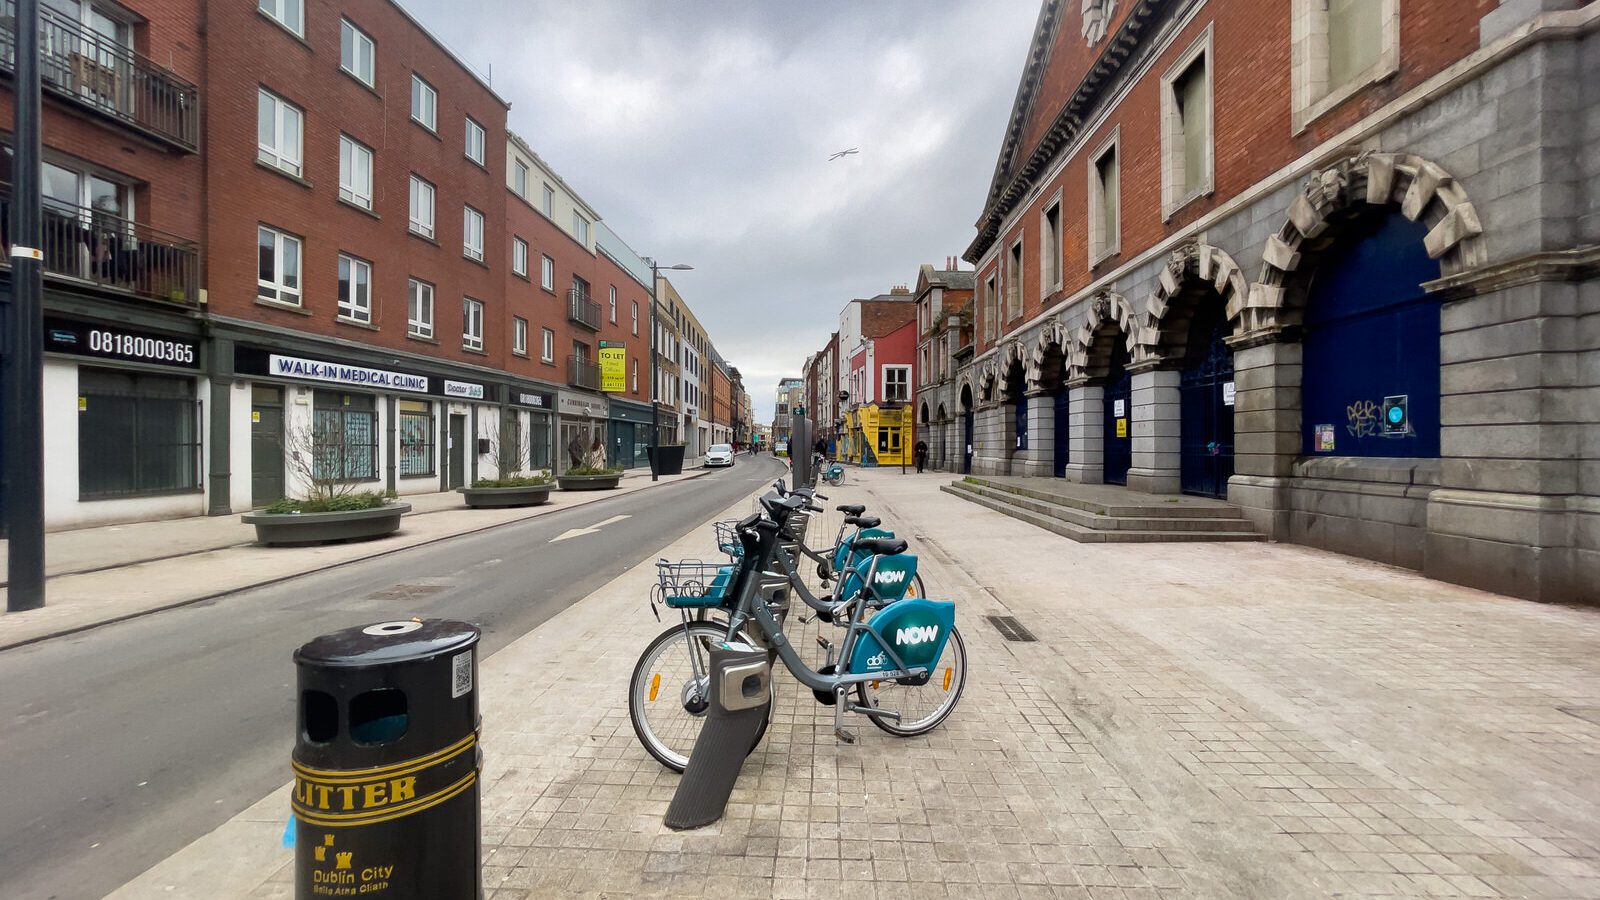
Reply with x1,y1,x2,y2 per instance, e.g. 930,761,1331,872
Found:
606,398,655,469
506,384,557,473
556,390,609,473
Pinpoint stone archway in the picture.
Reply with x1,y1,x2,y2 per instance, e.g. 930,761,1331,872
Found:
1025,318,1073,477
1059,291,1138,485
958,381,975,474
1066,290,1139,383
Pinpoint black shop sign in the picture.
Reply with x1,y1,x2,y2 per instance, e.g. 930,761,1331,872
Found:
44,317,200,369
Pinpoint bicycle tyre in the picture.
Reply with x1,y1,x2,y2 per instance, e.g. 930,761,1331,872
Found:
629,620,771,772
856,626,966,737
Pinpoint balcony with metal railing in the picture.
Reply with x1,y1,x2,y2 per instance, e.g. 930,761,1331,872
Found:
567,355,600,391
0,0,199,151
567,287,601,331
0,182,199,305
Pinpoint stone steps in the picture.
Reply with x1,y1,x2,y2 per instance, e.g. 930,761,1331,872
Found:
943,479,1264,544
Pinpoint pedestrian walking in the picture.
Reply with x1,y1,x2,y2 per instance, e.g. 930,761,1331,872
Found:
914,439,928,473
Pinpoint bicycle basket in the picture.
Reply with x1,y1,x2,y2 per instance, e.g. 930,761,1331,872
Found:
655,559,736,609
712,520,744,560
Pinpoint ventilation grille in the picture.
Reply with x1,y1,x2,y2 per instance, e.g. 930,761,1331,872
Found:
985,614,1037,642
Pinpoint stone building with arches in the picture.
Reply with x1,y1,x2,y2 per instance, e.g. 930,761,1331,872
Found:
948,0,1598,603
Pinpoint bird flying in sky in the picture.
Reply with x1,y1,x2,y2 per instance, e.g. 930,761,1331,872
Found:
828,148,859,161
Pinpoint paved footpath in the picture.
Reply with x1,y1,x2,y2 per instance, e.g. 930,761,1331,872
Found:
111,468,1600,899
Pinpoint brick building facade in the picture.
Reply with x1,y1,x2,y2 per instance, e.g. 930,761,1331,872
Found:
948,0,1598,602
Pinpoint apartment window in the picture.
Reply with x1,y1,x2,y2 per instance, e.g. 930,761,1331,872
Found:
398,399,434,477
1291,0,1398,132
1005,239,1023,321
410,74,436,131
540,255,554,291
541,183,553,216
512,237,528,276
513,316,529,355
513,160,529,197
463,297,484,351
257,226,301,305
340,19,375,86
258,0,302,36
463,206,484,261
1089,134,1120,265
312,391,377,481
631,300,639,335
77,369,200,499
256,89,302,176
983,274,997,341
1161,33,1212,215
541,327,554,362
408,278,434,338
465,117,486,165
571,212,589,244
631,358,638,392
338,135,373,209
1041,198,1062,293
408,175,435,238
337,255,372,323
609,286,617,322
884,365,911,403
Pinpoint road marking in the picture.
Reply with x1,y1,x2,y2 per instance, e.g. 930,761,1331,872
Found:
550,514,632,543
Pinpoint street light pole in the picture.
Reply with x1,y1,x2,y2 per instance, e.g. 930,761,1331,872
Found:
646,259,692,482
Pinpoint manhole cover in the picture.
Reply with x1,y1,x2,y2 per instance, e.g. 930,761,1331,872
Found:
985,614,1037,642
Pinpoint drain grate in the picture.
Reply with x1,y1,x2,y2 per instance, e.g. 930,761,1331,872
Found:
985,614,1038,642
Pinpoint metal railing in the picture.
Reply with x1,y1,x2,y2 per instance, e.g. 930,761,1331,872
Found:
567,287,601,331
0,182,199,304
0,0,199,151
566,355,600,390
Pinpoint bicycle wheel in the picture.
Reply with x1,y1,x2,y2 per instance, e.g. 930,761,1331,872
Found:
856,626,966,736
629,620,771,772
903,573,927,599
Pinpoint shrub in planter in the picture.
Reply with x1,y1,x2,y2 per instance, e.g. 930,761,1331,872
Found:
459,472,555,508
242,426,409,545
558,465,624,491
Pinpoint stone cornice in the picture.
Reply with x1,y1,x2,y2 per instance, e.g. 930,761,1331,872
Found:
1424,246,1600,302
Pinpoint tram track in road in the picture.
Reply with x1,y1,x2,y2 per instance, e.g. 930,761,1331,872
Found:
0,457,785,900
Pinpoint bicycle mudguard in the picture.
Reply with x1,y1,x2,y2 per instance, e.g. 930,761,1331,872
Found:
838,551,917,604
847,597,956,677
832,527,896,573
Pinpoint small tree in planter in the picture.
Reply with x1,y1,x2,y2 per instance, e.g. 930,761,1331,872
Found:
460,417,554,508
242,424,410,544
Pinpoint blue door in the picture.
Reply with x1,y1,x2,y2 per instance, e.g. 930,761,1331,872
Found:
1179,309,1234,498
1053,387,1071,477
1014,393,1028,452
1102,342,1132,485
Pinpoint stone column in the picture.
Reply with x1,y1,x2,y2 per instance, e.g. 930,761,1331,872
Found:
1014,389,1055,476
975,401,1011,476
1063,381,1104,484
1126,365,1181,494
1227,335,1300,539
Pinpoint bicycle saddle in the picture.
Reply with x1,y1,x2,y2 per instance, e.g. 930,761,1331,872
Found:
852,536,908,556
836,504,865,516
843,515,880,528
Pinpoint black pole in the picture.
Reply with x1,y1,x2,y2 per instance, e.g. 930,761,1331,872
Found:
6,0,46,612
649,261,659,482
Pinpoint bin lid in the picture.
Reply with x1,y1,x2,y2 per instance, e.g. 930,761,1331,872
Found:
294,618,479,668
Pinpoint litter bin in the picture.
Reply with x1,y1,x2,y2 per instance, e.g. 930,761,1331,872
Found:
648,444,685,476
291,619,482,900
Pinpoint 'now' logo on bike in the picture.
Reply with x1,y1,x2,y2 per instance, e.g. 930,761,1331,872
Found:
895,625,939,646
874,569,907,586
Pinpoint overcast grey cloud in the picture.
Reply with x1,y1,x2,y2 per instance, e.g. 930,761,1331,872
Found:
402,0,1041,422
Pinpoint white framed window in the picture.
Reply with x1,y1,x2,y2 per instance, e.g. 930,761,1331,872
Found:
1040,195,1062,294
258,0,302,36
465,117,486,165
983,273,997,341
512,237,528,276
410,74,436,131
256,89,302,176
408,278,434,338
513,317,529,355
541,183,553,216
572,212,589,244
337,254,372,322
1005,238,1023,322
513,160,529,197
541,327,554,362
340,19,375,86
631,300,639,335
257,226,301,305
631,358,638,392
1160,29,1213,217
408,175,435,238
462,297,484,351
609,285,617,322
540,255,554,291
1088,130,1120,266
338,135,373,209
1291,0,1400,133
462,206,484,261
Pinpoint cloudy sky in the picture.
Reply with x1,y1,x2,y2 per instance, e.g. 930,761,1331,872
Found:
404,0,1042,423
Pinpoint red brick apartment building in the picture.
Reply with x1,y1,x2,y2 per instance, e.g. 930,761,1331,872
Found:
2,0,680,530
945,0,1597,602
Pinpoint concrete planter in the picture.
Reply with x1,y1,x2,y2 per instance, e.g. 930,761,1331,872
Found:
241,503,411,546
458,484,553,508
558,473,623,491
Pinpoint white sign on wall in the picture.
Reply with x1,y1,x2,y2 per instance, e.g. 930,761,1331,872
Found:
268,354,429,393
1222,382,1236,406
1113,399,1125,417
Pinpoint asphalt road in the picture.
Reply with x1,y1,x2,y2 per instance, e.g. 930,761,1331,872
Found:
0,456,786,900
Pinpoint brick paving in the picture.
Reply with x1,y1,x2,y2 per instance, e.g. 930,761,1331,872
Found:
124,468,1600,899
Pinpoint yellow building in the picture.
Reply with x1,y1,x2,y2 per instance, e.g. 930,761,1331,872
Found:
842,405,913,467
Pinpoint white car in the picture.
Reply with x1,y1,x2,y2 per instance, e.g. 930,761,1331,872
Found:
704,443,735,467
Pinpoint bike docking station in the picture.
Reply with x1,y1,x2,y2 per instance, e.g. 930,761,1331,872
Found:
290,618,483,899
663,641,773,830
